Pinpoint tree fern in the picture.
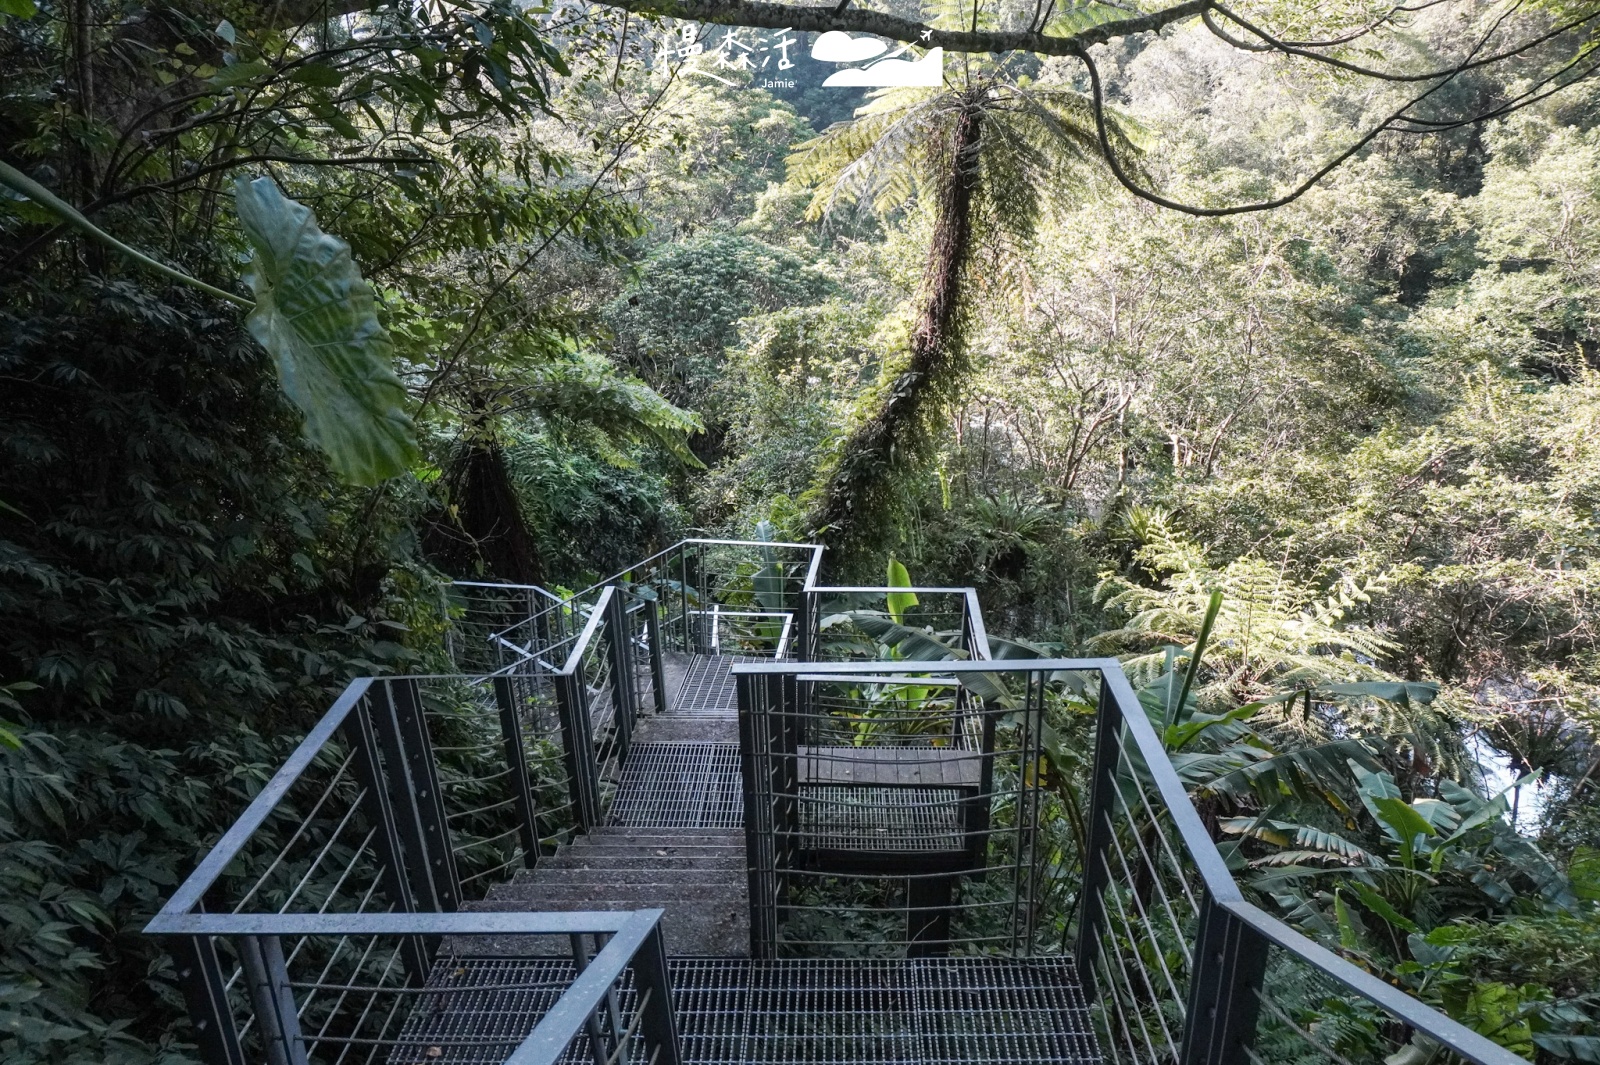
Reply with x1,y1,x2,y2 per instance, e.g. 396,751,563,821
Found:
788,53,1142,568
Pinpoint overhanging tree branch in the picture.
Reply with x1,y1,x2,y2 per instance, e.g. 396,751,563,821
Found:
1068,3,1511,219
1208,1,1600,83
588,0,1209,55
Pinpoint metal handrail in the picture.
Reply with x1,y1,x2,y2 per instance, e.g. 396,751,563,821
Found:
144,909,680,1065
451,579,565,604
734,657,1528,1065
489,538,825,645
159,677,376,915
142,667,678,1065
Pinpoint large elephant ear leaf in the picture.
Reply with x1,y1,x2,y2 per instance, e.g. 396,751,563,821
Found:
235,177,419,485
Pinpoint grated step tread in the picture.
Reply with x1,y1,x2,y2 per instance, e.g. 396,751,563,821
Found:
387,955,1100,1064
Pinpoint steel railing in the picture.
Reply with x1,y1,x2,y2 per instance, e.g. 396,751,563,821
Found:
733,657,1529,1065
142,674,680,1065
155,535,1532,1065
480,539,824,675
448,580,568,674
736,662,1048,959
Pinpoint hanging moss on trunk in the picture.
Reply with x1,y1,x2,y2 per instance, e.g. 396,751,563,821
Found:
807,103,983,569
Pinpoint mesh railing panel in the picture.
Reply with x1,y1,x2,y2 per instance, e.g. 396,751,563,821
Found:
741,669,1078,959
1247,942,1480,1065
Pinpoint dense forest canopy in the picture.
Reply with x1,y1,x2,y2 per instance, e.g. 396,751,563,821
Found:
2,0,1599,1060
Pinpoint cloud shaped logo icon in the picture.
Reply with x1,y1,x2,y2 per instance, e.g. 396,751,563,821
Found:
810,31,890,64
821,48,944,87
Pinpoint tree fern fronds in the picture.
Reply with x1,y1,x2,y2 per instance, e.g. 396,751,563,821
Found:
1046,2,1138,37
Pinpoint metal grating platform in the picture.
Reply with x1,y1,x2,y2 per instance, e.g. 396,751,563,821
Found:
391,956,1098,1065
608,743,743,829
797,786,966,852
673,654,760,716
387,957,638,1065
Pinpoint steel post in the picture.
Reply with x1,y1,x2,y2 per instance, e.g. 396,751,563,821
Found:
341,693,429,978
1074,673,1123,995
677,545,691,654
389,678,461,912
906,875,955,957
236,934,308,1065
1181,892,1269,1065
631,923,683,1065
168,933,246,1065
555,670,601,831
370,680,445,956
493,675,542,868
604,589,636,761
738,671,778,958
644,597,669,716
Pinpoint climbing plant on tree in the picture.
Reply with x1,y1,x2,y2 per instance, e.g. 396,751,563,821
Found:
788,47,1139,566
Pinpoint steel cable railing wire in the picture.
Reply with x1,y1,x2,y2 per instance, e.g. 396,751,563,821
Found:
476,539,822,672
1082,666,1528,1065
145,670,679,1064
734,655,1526,1065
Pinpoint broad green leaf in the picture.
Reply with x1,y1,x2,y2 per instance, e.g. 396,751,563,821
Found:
885,559,918,624
0,0,38,18
1371,795,1437,865
1166,701,1261,752
1410,797,1461,834
208,59,273,88
850,613,964,661
0,1010,88,1042
235,177,419,485
1351,761,1403,824
1373,796,1438,842
1533,1034,1600,1062
1333,890,1361,952
752,521,786,611
1349,880,1419,933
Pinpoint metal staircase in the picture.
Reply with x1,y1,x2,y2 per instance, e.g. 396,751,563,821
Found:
144,539,1528,1065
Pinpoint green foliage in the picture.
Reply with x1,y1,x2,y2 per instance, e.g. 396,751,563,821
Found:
607,232,836,417
237,177,419,485
504,430,684,581
0,279,440,1062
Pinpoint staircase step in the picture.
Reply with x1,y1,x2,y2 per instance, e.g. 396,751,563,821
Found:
632,715,739,743
541,853,744,872
492,884,745,906
461,883,749,957
581,829,744,846
513,867,744,888
570,841,743,856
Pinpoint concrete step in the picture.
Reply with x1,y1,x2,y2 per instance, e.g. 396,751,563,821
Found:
512,867,745,888
454,895,748,957
541,853,745,872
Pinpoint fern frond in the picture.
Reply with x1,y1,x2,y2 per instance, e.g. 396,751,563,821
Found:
1046,2,1137,36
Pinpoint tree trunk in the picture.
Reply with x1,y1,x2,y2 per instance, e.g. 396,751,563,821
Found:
807,103,983,567
440,440,545,586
